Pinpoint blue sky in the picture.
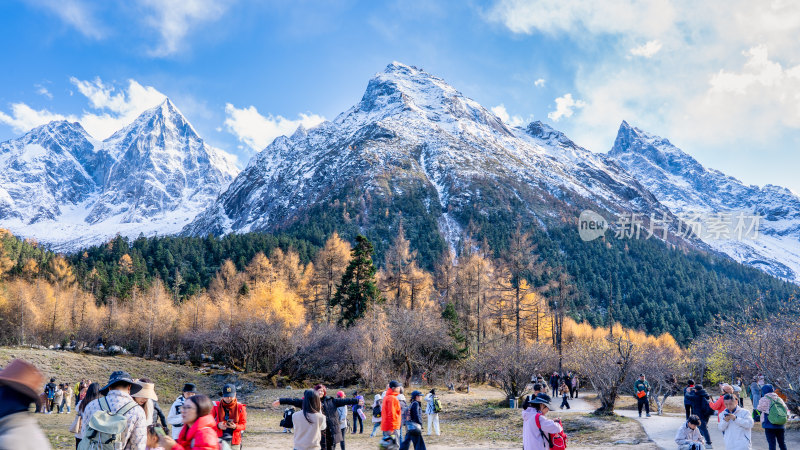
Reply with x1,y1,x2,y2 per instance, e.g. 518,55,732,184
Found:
1,0,799,193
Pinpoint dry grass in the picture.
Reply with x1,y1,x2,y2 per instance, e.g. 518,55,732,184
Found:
4,348,656,449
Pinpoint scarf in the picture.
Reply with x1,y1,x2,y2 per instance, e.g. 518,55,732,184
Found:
217,398,239,424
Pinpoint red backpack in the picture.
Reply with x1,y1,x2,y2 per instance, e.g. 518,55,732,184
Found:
535,413,567,450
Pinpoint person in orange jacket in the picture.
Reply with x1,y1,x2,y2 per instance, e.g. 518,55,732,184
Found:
709,383,735,422
211,383,247,449
381,380,403,442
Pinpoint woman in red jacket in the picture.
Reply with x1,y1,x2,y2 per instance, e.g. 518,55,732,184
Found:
159,394,220,450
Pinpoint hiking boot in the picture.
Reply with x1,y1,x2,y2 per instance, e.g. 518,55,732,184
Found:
646,413,651,417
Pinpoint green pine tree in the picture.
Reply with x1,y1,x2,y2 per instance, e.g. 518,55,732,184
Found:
441,302,468,359
331,235,382,327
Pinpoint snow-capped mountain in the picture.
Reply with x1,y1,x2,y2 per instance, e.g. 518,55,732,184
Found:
185,62,692,259
609,121,800,283
0,99,239,250
0,120,101,223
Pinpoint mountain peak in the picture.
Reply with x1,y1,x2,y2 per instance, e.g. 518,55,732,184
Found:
25,119,88,138
610,120,671,156
523,120,579,151
358,62,458,112
104,96,198,145
384,61,418,75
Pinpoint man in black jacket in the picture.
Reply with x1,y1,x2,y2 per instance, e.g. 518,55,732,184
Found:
687,384,713,448
549,372,560,398
274,384,363,450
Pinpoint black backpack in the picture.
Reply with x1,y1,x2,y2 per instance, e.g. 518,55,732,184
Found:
280,408,294,429
373,404,382,418
700,398,715,420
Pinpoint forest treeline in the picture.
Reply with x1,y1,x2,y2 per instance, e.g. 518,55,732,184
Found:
60,222,799,344
1,227,798,414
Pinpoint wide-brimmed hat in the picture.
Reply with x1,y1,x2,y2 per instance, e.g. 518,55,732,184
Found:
0,359,44,406
531,393,552,408
100,371,142,396
132,382,158,401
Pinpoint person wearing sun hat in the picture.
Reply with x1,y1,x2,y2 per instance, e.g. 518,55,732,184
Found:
132,381,159,427
0,359,52,448
80,371,147,450
522,393,563,450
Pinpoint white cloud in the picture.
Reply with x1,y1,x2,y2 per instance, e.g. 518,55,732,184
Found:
137,0,232,56
24,0,106,39
486,0,800,160
0,77,167,139
0,104,75,134
491,104,526,127
35,85,53,99
224,103,325,152
630,40,662,58
487,0,676,37
69,77,167,139
534,78,546,87
547,93,585,121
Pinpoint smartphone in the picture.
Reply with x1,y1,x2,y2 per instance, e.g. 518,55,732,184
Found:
154,427,166,437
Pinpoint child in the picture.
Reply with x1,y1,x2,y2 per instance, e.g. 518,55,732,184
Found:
370,394,383,437
281,406,295,433
559,382,571,410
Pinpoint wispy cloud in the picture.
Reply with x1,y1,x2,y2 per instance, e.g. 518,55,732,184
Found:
547,93,585,121
0,77,167,139
491,104,527,127
486,0,800,159
534,78,546,87
69,77,167,138
24,0,106,39
630,40,662,58
224,103,325,152
0,104,73,133
35,84,53,99
486,0,675,37
137,0,233,57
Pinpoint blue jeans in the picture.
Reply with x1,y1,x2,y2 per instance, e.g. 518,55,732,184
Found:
765,428,787,450
698,420,711,445
352,412,363,433
399,425,426,450
370,422,381,437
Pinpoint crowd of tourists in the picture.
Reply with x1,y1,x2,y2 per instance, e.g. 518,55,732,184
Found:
0,357,796,450
273,380,443,450
676,376,790,450
0,359,247,450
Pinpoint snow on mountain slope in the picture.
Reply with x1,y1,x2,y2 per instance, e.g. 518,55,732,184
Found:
0,99,239,251
86,99,238,224
609,121,800,283
0,120,100,223
186,62,692,257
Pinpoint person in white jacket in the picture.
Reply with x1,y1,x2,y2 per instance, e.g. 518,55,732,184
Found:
522,394,563,450
675,415,705,450
424,389,440,436
718,393,754,450
166,383,197,439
